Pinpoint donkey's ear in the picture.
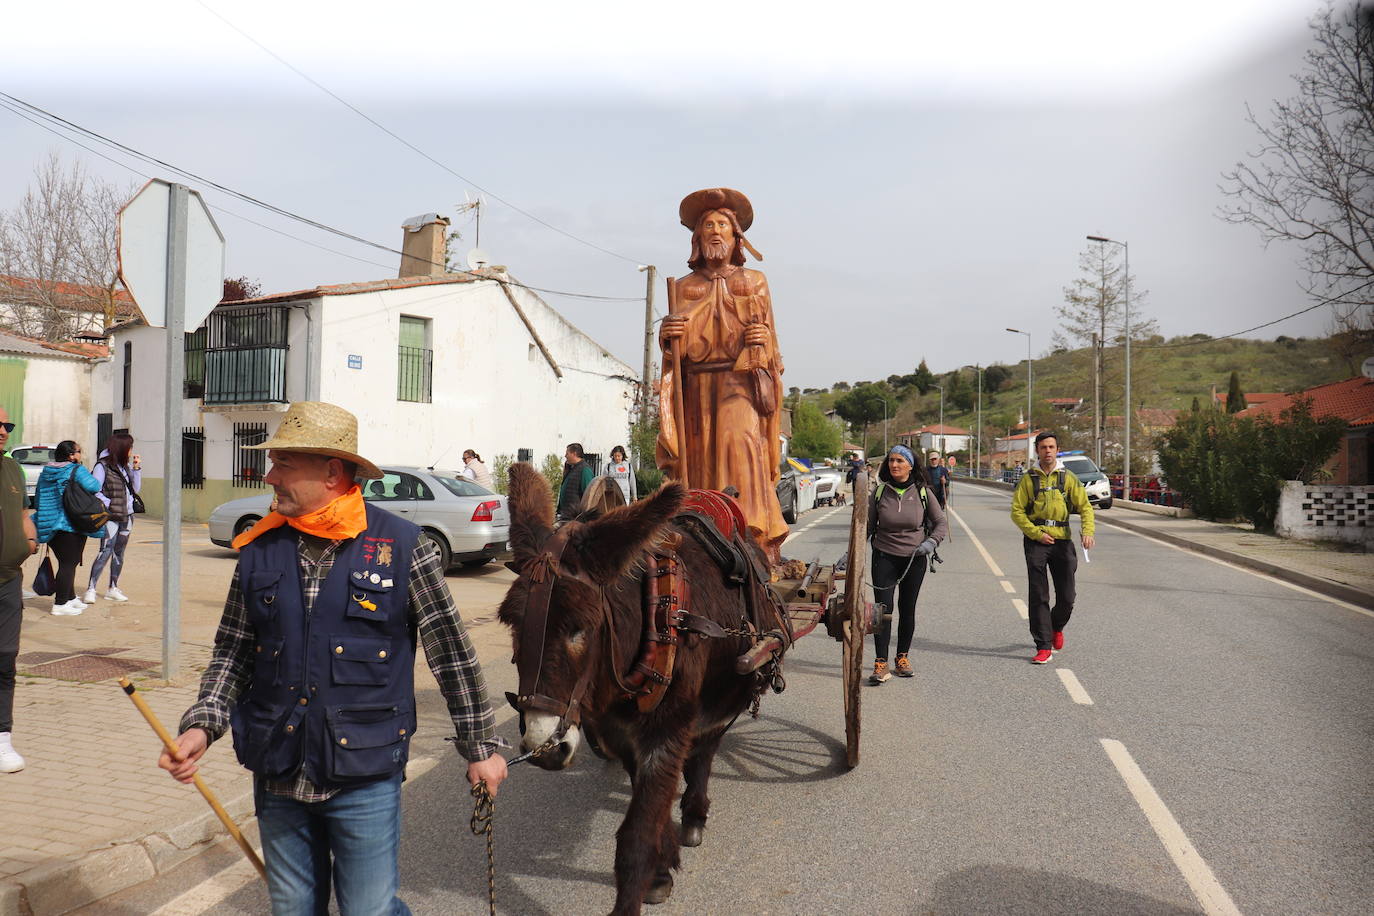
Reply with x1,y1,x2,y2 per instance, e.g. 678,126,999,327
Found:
506,463,554,562
576,481,686,584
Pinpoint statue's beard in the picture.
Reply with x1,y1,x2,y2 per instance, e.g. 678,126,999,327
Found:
703,238,730,260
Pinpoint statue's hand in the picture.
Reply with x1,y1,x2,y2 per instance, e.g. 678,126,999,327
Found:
743,324,770,347
660,315,688,344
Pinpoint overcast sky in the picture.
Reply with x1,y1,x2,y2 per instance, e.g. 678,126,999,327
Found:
0,0,1334,390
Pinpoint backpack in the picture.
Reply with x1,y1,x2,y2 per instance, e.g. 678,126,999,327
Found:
872,482,942,572
62,471,110,534
1030,469,1077,516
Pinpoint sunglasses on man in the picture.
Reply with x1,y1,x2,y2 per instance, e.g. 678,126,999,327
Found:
0,422,13,433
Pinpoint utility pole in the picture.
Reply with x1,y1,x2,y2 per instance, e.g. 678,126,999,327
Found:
975,365,982,477
1093,332,1103,466
637,265,656,422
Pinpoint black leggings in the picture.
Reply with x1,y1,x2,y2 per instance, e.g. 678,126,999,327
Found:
49,531,87,604
872,547,929,660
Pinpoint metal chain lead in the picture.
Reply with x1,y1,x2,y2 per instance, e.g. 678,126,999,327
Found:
470,781,496,916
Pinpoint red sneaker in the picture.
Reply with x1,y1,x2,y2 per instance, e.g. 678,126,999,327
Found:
1032,649,1053,664
1052,631,1065,651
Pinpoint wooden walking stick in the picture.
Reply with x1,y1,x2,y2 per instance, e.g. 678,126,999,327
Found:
118,677,268,881
665,275,690,489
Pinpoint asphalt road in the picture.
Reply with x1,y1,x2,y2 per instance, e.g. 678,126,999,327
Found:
86,487,1374,915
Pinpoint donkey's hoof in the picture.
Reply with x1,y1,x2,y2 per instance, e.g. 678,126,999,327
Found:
680,822,704,848
644,872,674,904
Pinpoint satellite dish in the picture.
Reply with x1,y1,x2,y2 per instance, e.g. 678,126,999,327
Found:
467,248,490,270
1363,355,1374,379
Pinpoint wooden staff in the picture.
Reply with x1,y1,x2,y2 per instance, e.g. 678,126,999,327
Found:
666,275,690,489
118,677,267,881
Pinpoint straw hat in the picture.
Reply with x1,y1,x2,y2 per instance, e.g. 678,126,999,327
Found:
247,401,383,479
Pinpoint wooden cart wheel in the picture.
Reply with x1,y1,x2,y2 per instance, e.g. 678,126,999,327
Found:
841,473,870,769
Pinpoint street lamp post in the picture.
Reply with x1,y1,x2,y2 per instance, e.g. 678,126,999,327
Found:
1086,235,1130,498
931,383,945,456
1006,328,1033,465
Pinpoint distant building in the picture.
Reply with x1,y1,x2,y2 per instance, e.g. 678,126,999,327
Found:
897,424,971,455
1048,397,1083,413
0,329,111,448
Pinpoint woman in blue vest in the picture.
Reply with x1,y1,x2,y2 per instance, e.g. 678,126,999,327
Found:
34,441,106,617
867,445,948,684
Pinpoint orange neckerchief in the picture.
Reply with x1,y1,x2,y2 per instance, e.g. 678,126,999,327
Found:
232,485,368,549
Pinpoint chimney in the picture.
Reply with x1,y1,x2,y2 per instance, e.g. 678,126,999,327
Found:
399,213,451,278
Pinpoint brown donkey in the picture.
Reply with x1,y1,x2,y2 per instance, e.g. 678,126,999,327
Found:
499,463,777,915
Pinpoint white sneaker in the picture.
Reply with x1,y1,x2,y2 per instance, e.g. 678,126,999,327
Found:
105,586,128,602
83,588,97,605
21,587,37,599
50,600,84,616
0,734,24,773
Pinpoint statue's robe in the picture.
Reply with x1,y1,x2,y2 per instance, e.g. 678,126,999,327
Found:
657,266,787,562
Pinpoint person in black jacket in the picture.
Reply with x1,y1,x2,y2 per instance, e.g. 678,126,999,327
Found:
556,443,595,521
867,445,948,684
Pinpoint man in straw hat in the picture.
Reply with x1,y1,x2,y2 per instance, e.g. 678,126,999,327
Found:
158,401,506,914
657,187,788,563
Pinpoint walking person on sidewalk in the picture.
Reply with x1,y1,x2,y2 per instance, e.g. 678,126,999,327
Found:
926,450,951,509
603,444,637,503
1010,431,1095,664
556,442,594,521
867,445,947,684
0,406,38,773
34,441,105,617
83,432,140,604
156,402,507,915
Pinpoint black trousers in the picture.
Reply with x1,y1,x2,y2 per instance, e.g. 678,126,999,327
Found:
49,530,87,604
1023,537,1077,650
0,575,19,733
872,548,928,660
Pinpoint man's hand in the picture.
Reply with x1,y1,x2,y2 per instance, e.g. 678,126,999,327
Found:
1082,535,1095,551
1039,532,1056,545
468,754,508,797
158,728,209,784
743,323,769,347
660,315,688,343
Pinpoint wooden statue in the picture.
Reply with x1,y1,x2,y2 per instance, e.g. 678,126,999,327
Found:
657,187,788,563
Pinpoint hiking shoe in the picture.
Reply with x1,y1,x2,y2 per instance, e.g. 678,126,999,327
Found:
894,654,915,677
82,588,97,605
1052,630,1065,651
51,600,84,617
1032,649,1053,665
869,660,891,685
0,734,24,774
105,586,129,602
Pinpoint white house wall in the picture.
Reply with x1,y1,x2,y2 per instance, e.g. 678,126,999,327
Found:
18,354,95,447
315,280,638,471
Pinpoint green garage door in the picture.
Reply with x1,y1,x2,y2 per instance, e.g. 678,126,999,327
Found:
0,359,25,447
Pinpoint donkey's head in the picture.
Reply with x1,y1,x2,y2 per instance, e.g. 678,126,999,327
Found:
498,463,684,768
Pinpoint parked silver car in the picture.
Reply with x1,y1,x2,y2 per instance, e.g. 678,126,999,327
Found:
208,465,510,570
1059,455,1112,509
10,444,57,507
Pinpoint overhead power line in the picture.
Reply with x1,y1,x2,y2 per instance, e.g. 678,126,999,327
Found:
1135,279,1374,350
197,1,644,265
0,93,642,303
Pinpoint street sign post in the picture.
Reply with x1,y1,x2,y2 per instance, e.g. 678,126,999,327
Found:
118,180,224,681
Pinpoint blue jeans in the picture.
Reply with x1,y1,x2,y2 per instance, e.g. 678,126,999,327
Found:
255,774,411,916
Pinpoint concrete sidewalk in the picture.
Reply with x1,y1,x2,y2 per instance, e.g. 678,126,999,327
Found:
959,476,1374,609
1,519,517,916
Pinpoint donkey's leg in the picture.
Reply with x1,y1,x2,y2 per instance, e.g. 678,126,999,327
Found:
611,732,689,916
679,724,728,848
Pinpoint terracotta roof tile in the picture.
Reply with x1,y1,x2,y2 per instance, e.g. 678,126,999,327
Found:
1236,376,1374,428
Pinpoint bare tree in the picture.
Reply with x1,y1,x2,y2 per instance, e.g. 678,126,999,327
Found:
1221,2,1374,348
0,152,131,340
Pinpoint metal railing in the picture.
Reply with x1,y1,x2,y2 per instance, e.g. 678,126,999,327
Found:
397,346,433,403
203,306,290,405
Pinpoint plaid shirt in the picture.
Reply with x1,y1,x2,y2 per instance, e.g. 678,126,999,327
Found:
181,531,504,803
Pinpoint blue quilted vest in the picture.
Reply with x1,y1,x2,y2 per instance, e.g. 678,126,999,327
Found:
229,504,421,788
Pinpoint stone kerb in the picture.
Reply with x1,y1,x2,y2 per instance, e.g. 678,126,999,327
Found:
1275,480,1373,547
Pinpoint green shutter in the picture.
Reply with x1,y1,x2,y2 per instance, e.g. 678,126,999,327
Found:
0,359,26,446
399,316,426,349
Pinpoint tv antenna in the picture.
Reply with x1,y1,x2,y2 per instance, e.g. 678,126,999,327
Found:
456,192,486,249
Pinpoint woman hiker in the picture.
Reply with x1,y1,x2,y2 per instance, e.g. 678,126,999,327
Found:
84,432,141,604
34,440,107,616
867,445,948,684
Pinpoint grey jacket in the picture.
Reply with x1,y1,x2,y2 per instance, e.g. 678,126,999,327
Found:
868,479,948,556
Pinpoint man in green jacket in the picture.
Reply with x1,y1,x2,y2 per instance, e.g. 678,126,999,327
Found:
1,406,38,772
1010,431,1095,664
556,443,596,521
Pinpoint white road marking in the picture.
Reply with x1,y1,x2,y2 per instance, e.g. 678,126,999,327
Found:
783,506,844,545
1011,598,1028,620
1107,522,1373,620
1056,668,1093,705
1100,739,1243,916
948,507,1004,578
153,755,443,915
999,580,1015,594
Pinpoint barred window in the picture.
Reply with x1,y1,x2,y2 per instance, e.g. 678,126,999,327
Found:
122,342,133,410
204,306,290,405
397,316,432,403
232,422,268,487
184,327,207,399
182,427,205,489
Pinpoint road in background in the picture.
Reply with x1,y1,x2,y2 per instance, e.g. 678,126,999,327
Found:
89,489,1373,914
